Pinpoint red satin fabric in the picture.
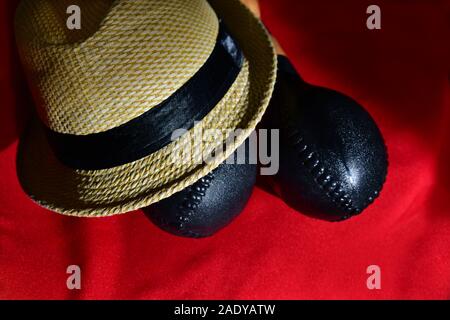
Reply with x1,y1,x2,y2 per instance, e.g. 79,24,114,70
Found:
1,0,449,299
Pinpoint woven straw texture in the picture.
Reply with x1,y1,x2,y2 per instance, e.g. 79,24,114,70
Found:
16,0,277,217
16,0,219,134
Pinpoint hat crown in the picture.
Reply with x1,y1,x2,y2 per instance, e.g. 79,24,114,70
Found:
15,0,219,135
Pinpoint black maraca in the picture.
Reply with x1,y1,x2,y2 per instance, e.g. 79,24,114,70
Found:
244,0,388,220
263,55,388,221
145,141,257,238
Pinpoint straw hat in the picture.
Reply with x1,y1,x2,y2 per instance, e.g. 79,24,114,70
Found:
15,0,276,217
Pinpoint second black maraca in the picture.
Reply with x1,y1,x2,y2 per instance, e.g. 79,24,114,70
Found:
264,56,388,221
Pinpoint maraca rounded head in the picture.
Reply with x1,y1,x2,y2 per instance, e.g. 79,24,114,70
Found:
145,147,257,238
268,56,388,221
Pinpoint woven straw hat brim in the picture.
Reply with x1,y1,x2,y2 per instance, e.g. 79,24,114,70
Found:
16,0,277,217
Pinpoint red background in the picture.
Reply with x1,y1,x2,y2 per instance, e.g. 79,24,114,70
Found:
1,0,449,299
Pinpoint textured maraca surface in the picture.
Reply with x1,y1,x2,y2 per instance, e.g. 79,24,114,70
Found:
267,56,388,221
145,149,257,238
